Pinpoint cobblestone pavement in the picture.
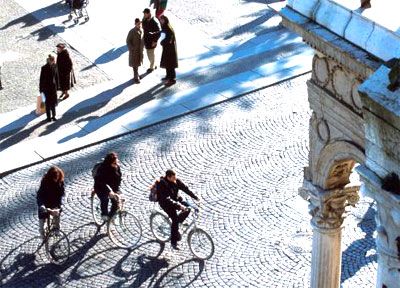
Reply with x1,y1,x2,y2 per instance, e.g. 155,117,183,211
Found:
0,0,110,113
0,75,376,287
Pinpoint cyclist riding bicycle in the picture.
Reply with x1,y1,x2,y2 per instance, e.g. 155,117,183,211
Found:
37,166,65,240
157,169,199,250
93,152,122,221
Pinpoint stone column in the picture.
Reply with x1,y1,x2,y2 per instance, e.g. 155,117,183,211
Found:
300,181,359,288
358,166,400,288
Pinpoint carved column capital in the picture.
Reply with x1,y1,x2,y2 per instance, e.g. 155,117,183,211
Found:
301,181,360,230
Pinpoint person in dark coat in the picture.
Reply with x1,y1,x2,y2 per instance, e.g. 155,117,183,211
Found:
94,152,122,220
159,15,178,86
39,54,59,122
37,166,65,239
157,169,199,249
56,43,74,100
126,19,144,84
142,8,160,73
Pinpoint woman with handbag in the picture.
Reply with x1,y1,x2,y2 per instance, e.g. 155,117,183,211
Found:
39,54,59,122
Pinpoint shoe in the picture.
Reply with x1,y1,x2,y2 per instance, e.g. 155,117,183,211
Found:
165,79,176,86
47,118,52,122
134,79,140,84
59,93,65,100
171,243,180,250
147,68,154,73
62,94,69,100
161,77,168,81
51,117,57,121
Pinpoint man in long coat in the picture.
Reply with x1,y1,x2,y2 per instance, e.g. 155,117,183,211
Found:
126,18,144,84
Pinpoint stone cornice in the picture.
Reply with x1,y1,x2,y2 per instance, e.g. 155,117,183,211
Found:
277,6,380,79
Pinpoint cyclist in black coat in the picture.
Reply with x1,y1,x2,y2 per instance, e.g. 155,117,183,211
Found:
94,152,122,220
157,169,199,249
37,166,65,239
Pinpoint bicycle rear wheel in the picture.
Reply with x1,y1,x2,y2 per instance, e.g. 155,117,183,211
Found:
91,194,104,226
107,211,142,249
45,229,70,265
150,212,171,242
188,228,214,260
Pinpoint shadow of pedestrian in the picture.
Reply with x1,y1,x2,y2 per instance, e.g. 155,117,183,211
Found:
30,24,66,41
56,83,167,144
81,45,129,72
0,2,69,31
0,119,47,151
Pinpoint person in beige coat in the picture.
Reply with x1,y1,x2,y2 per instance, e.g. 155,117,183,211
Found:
126,18,144,84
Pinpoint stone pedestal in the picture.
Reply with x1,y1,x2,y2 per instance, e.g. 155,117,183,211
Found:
311,226,342,288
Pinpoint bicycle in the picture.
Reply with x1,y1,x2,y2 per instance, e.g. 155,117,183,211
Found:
150,201,214,260
39,211,70,265
91,190,142,249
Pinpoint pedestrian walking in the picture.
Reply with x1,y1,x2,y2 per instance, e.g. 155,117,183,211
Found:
142,8,160,73
150,0,168,19
159,15,178,86
56,43,75,100
126,18,144,84
39,54,59,122
37,166,65,240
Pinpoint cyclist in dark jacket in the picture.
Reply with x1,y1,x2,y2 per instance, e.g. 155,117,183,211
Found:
158,169,199,249
94,152,122,220
37,166,65,239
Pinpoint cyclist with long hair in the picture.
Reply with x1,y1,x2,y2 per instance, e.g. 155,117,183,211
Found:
37,166,65,239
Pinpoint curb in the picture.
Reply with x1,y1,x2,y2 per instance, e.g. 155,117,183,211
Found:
0,71,311,178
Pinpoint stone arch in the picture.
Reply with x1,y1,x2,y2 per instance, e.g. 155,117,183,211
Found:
314,140,365,190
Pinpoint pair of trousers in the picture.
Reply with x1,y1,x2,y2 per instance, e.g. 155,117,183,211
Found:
45,101,56,119
97,192,119,217
161,205,190,245
166,68,176,80
39,214,60,239
146,49,155,69
133,67,139,80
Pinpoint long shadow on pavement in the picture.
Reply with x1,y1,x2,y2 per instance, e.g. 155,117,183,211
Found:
0,223,105,288
0,2,69,30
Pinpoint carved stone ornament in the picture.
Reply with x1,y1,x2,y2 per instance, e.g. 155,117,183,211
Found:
308,186,360,229
312,55,330,87
316,118,330,144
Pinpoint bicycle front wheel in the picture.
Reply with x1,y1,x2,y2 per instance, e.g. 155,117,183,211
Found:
188,228,214,260
107,211,142,249
91,194,104,226
150,212,171,243
45,229,70,265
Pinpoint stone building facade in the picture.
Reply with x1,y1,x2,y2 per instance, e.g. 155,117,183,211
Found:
272,0,400,287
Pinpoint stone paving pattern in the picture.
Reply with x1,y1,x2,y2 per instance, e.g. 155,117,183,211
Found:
0,0,110,113
0,75,377,287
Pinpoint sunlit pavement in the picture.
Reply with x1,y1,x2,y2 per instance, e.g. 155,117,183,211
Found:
0,75,376,287
0,0,312,174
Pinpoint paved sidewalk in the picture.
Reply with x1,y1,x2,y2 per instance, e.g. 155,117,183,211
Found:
0,75,377,288
0,0,313,175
